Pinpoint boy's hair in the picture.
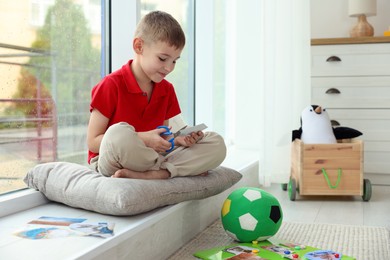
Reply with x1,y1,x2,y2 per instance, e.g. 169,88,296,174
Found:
135,10,186,50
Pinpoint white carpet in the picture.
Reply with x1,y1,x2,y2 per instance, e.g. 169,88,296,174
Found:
168,220,390,260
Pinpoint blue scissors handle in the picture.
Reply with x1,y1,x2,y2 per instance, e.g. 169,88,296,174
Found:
157,126,174,152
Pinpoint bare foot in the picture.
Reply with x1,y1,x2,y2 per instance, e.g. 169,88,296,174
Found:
112,168,170,179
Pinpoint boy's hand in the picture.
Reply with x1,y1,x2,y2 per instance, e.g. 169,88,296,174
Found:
138,128,173,153
175,131,204,147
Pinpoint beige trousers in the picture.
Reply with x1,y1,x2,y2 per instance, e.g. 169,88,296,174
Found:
90,122,227,177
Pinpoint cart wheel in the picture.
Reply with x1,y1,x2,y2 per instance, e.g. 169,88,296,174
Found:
362,179,372,202
281,183,288,191
288,178,297,201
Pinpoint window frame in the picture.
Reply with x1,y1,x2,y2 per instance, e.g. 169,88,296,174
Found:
108,1,138,73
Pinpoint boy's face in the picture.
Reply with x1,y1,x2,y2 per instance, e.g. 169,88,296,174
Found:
138,40,183,83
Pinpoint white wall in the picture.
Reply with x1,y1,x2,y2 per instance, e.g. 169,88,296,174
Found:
311,0,390,38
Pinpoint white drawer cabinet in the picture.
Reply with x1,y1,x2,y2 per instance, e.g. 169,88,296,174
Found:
311,37,390,175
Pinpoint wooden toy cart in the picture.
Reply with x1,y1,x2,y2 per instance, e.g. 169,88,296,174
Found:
282,139,372,201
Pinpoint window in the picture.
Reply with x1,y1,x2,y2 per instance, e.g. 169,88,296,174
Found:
193,0,229,142
0,0,101,195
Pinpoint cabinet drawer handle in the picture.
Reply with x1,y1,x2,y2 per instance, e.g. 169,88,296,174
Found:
331,120,340,126
326,56,342,62
325,88,341,94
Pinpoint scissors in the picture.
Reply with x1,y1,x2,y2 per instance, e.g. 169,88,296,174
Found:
157,126,175,152
157,125,188,153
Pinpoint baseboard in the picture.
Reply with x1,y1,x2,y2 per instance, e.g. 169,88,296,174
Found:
270,174,289,185
365,173,390,186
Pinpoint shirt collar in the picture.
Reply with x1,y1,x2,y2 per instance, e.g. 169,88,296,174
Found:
121,60,168,97
121,60,142,93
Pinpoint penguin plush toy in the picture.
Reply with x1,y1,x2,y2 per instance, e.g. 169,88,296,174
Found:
292,105,362,144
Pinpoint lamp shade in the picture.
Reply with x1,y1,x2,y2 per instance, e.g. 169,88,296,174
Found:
349,0,377,17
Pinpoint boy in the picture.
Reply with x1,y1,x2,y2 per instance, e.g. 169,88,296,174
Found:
87,10,226,179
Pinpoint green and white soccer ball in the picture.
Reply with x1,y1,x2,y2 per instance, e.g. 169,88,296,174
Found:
221,187,283,242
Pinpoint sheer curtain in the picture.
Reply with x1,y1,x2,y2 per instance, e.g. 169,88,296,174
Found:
259,0,311,185
227,0,311,185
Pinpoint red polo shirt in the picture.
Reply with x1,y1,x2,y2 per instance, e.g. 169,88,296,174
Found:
88,60,181,162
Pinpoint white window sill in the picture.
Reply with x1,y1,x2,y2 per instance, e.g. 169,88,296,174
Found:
0,188,48,218
0,147,259,259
